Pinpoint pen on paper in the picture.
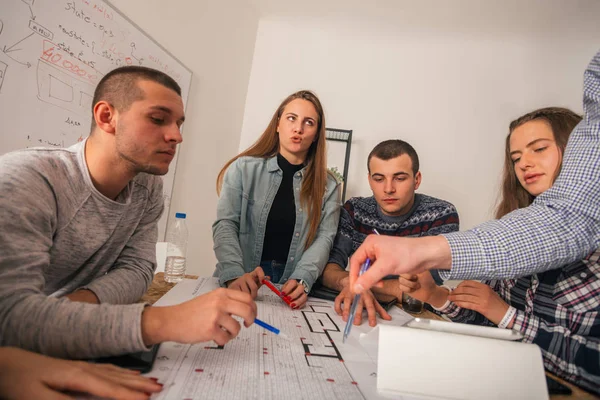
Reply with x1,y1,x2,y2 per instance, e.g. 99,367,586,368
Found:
342,229,379,343
254,318,290,340
342,258,372,343
262,279,293,307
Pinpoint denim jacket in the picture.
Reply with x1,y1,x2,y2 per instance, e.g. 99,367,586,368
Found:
213,155,340,290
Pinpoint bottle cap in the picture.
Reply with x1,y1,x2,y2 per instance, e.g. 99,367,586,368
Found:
175,212,186,219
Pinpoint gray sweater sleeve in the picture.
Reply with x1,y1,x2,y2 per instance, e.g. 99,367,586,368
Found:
81,180,163,304
0,156,150,358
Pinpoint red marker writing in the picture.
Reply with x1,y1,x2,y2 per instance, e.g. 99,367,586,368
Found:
262,279,293,307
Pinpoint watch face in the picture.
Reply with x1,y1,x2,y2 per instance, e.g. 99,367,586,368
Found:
300,280,309,294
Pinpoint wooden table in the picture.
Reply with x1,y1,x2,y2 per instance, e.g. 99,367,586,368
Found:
140,272,198,305
143,273,597,399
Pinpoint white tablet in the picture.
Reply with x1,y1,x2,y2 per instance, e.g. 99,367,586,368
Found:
407,318,524,341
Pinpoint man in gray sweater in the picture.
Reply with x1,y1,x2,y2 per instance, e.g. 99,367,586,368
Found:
0,66,256,359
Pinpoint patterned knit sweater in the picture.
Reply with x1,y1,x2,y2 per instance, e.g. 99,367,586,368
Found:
328,194,459,269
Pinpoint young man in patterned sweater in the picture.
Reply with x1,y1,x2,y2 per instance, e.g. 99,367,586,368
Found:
320,139,459,326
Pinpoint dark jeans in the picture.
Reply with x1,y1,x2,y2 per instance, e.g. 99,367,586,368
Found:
260,260,286,284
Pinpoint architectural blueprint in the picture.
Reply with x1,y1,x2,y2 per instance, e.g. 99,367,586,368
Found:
148,278,415,400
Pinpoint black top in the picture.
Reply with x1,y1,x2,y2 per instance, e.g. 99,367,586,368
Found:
261,153,304,264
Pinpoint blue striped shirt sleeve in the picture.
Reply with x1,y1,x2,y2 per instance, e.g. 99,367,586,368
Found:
440,49,600,281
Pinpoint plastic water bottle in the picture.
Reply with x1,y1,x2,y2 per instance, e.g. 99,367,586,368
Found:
164,212,188,283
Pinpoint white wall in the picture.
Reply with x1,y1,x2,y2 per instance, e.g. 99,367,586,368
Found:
239,1,600,231
112,0,259,276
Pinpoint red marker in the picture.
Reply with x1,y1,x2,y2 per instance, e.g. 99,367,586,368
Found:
262,279,293,307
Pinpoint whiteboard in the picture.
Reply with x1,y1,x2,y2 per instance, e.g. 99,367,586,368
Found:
0,0,192,241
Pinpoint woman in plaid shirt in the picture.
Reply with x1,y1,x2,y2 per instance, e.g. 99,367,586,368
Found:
400,107,599,394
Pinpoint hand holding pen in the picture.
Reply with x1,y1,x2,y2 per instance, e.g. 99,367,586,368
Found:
349,234,426,295
281,280,308,309
261,278,307,309
261,278,293,307
342,229,380,342
349,231,451,294
342,258,372,343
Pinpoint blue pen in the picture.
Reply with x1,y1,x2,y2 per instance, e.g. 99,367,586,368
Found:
254,318,290,340
342,229,379,343
342,258,372,343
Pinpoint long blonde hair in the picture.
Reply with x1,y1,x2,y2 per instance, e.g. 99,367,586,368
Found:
495,107,581,219
217,90,329,249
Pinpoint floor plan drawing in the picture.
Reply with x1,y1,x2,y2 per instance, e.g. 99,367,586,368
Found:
148,278,415,400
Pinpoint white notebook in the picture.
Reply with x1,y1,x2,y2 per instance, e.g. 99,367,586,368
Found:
377,325,548,400
407,318,524,341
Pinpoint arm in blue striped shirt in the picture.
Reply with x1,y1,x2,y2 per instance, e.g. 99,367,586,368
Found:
441,50,600,281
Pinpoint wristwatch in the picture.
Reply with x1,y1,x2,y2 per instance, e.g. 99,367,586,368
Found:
298,279,310,294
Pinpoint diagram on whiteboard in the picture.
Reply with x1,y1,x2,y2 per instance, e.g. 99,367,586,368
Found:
1,0,192,239
149,279,416,400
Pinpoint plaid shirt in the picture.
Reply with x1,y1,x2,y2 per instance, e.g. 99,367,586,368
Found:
440,50,600,281
439,249,600,394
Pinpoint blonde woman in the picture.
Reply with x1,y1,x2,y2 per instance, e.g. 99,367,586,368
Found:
213,91,340,309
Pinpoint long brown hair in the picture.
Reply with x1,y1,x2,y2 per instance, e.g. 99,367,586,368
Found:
216,90,330,249
495,107,582,219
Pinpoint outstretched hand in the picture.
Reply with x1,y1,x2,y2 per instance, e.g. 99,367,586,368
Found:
349,235,451,294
